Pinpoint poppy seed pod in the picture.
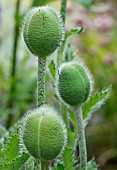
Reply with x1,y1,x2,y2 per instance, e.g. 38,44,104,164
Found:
23,6,63,57
22,105,67,161
57,61,93,106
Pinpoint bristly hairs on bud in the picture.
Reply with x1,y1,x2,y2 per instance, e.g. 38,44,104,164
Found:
20,105,67,158
55,59,94,106
21,6,64,57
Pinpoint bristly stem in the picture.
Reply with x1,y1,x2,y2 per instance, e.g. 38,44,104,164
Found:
57,0,67,66
41,161,49,170
76,106,87,170
37,57,46,107
60,0,67,25
36,56,49,169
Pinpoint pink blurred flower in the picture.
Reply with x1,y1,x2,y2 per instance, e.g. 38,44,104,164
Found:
94,14,114,32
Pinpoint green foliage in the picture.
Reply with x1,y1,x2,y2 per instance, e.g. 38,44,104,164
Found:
59,105,77,170
32,0,54,7
87,158,99,170
83,86,111,124
48,61,56,79
0,131,30,170
57,27,83,65
0,0,112,169
22,156,34,170
62,147,75,170
1,133,20,163
64,43,76,62
0,153,29,170
64,27,83,41
55,85,110,169
52,163,65,170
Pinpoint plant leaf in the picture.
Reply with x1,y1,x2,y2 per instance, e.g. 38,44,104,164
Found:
48,60,56,79
65,43,76,62
23,156,34,170
62,147,75,170
65,27,83,41
59,104,77,170
56,164,65,170
1,133,20,163
57,27,83,66
87,158,99,170
0,153,30,170
83,86,111,124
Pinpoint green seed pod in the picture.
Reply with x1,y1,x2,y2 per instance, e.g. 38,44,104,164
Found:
57,61,93,106
22,105,67,161
23,6,63,57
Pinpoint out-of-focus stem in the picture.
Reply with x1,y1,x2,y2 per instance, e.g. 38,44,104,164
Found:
6,0,21,129
60,0,67,25
57,0,67,66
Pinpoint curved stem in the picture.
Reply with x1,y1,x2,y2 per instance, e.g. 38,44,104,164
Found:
76,106,87,170
37,57,46,107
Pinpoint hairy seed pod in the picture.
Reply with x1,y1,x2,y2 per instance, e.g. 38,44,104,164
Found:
23,105,67,161
23,6,63,57
57,61,93,106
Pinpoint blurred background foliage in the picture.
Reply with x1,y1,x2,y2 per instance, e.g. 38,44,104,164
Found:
0,0,117,169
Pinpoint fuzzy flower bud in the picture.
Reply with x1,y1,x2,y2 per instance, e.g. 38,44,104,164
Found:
57,61,93,106
22,105,67,161
23,6,63,57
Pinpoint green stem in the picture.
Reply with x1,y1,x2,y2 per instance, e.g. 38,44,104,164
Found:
35,56,50,169
57,0,67,67
6,0,21,129
11,0,21,80
41,162,49,170
37,57,46,107
60,0,67,25
76,106,87,170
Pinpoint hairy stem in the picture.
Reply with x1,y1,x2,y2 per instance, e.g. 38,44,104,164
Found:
76,106,87,170
37,57,46,107
60,0,67,25
57,0,67,66
6,0,21,129
41,162,49,170
35,56,50,169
